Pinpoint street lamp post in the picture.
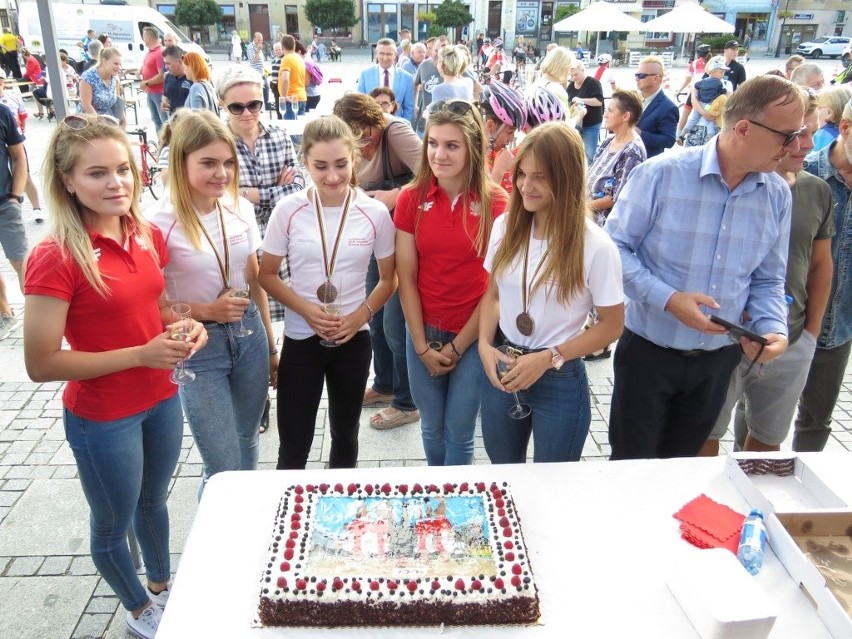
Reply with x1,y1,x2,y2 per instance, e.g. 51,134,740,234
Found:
774,0,792,58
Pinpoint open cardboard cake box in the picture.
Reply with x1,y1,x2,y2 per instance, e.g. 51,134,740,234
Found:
726,454,852,638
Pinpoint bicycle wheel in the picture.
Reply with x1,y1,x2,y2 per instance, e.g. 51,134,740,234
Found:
148,167,164,200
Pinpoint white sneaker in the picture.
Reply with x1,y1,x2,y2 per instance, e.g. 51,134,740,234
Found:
147,582,171,609
0,314,18,341
126,604,163,639
33,209,44,223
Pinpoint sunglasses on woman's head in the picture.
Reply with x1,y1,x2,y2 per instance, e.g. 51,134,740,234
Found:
430,100,475,117
61,114,121,130
226,100,264,115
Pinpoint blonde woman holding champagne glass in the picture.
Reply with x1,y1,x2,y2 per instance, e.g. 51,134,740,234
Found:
23,114,206,639
148,110,276,496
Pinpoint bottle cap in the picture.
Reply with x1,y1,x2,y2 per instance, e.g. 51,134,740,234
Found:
748,508,764,518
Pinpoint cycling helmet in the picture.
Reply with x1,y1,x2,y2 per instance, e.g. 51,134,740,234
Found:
524,86,566,129
596,53,612,65
492,38,503,48
479,81,526,130
696,44,711,56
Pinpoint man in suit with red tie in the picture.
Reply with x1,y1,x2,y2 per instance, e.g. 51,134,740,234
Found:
358,38,415,124
635,56,679,158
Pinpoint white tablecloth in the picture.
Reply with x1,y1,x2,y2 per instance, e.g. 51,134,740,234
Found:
158,454,851,638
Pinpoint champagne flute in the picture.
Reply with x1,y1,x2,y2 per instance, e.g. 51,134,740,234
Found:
169,303,196,385
230,265,253,337
319,274,343,347
496,345,531,419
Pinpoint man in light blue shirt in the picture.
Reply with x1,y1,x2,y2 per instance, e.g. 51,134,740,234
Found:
605,75,804,459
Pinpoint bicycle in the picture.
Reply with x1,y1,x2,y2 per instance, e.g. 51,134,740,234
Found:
127,127,164,200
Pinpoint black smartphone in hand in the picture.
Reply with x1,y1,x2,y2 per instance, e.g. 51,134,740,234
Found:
709,315,768,345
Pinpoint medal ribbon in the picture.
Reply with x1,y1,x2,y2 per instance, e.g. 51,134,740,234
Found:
520,227,550,316
313,186,353,282
197,201,231,291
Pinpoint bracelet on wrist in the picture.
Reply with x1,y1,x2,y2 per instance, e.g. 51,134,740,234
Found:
269,347,279,355
361,300,375,321
416,346,430,357
449,341,462,358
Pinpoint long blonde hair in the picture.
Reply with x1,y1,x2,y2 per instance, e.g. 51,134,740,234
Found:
40,115,152,296
167,110,240,250
490,122,588,304
406,101,496,256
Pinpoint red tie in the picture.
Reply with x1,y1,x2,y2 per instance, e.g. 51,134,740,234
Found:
384,69,389,88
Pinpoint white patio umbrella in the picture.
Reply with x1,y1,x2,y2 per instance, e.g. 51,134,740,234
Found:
553,2,646,59
641,1,734,59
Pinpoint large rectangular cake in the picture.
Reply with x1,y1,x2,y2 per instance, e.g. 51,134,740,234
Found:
258,480,540,627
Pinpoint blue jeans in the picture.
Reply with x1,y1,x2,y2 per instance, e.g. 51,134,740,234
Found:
179,304,267,496
579,123,601,163
146,92,166,133
64,394,183,611
366,256,415,411
482,356,591,463
406,328,483,465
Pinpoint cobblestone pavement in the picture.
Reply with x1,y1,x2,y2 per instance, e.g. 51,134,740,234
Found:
1,51,851,638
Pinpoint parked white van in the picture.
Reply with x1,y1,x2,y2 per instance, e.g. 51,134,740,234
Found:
16,2,209,71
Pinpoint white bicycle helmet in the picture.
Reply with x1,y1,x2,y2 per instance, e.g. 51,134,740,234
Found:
479,81,527,130
492,38,503,49
524,86,566,129
596,53,612,65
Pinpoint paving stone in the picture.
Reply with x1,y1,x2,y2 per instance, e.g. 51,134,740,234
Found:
0,575,98,639
69,556,97,576
0,452,26,466
51,466,78,480
85,596,119,614
7,556,45,576
0,480,90,556
25,452,54,466
72,612,113,639
0,491,23,507
38,556,72,576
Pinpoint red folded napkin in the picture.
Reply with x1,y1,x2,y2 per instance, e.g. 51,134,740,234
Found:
674,494,745,554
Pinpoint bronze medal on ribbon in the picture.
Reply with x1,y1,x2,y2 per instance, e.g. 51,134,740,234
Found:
316,282,338,303
516,312,535,336
312,187,353,302
517,228,549,338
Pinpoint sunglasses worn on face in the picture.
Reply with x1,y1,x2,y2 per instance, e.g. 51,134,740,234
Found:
634,73,659,80
226,100,264,115
746,120,807,147
430,100,475,117
62,114,121,129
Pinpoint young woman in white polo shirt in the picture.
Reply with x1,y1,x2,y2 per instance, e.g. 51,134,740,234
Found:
259,116,396,470
479,122,624,463
148,110,276,495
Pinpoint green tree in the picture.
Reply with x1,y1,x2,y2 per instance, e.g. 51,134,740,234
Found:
554,4,580,23
435,0,473,42
417,11,446,38
304,0,359,32
174,0,222,39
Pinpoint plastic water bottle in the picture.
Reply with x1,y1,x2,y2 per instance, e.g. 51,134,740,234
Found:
737,509,767,575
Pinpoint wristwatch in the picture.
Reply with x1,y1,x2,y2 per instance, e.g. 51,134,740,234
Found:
5,193,23,204
548,346,564,370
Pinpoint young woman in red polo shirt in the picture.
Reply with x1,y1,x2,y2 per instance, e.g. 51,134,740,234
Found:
22,114,206,639
395,100,509,466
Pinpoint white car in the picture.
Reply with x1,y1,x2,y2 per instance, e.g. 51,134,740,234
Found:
843,43,851,68
796,36,851,59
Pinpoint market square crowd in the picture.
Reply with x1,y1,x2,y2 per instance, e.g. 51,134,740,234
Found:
0,28,850,638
